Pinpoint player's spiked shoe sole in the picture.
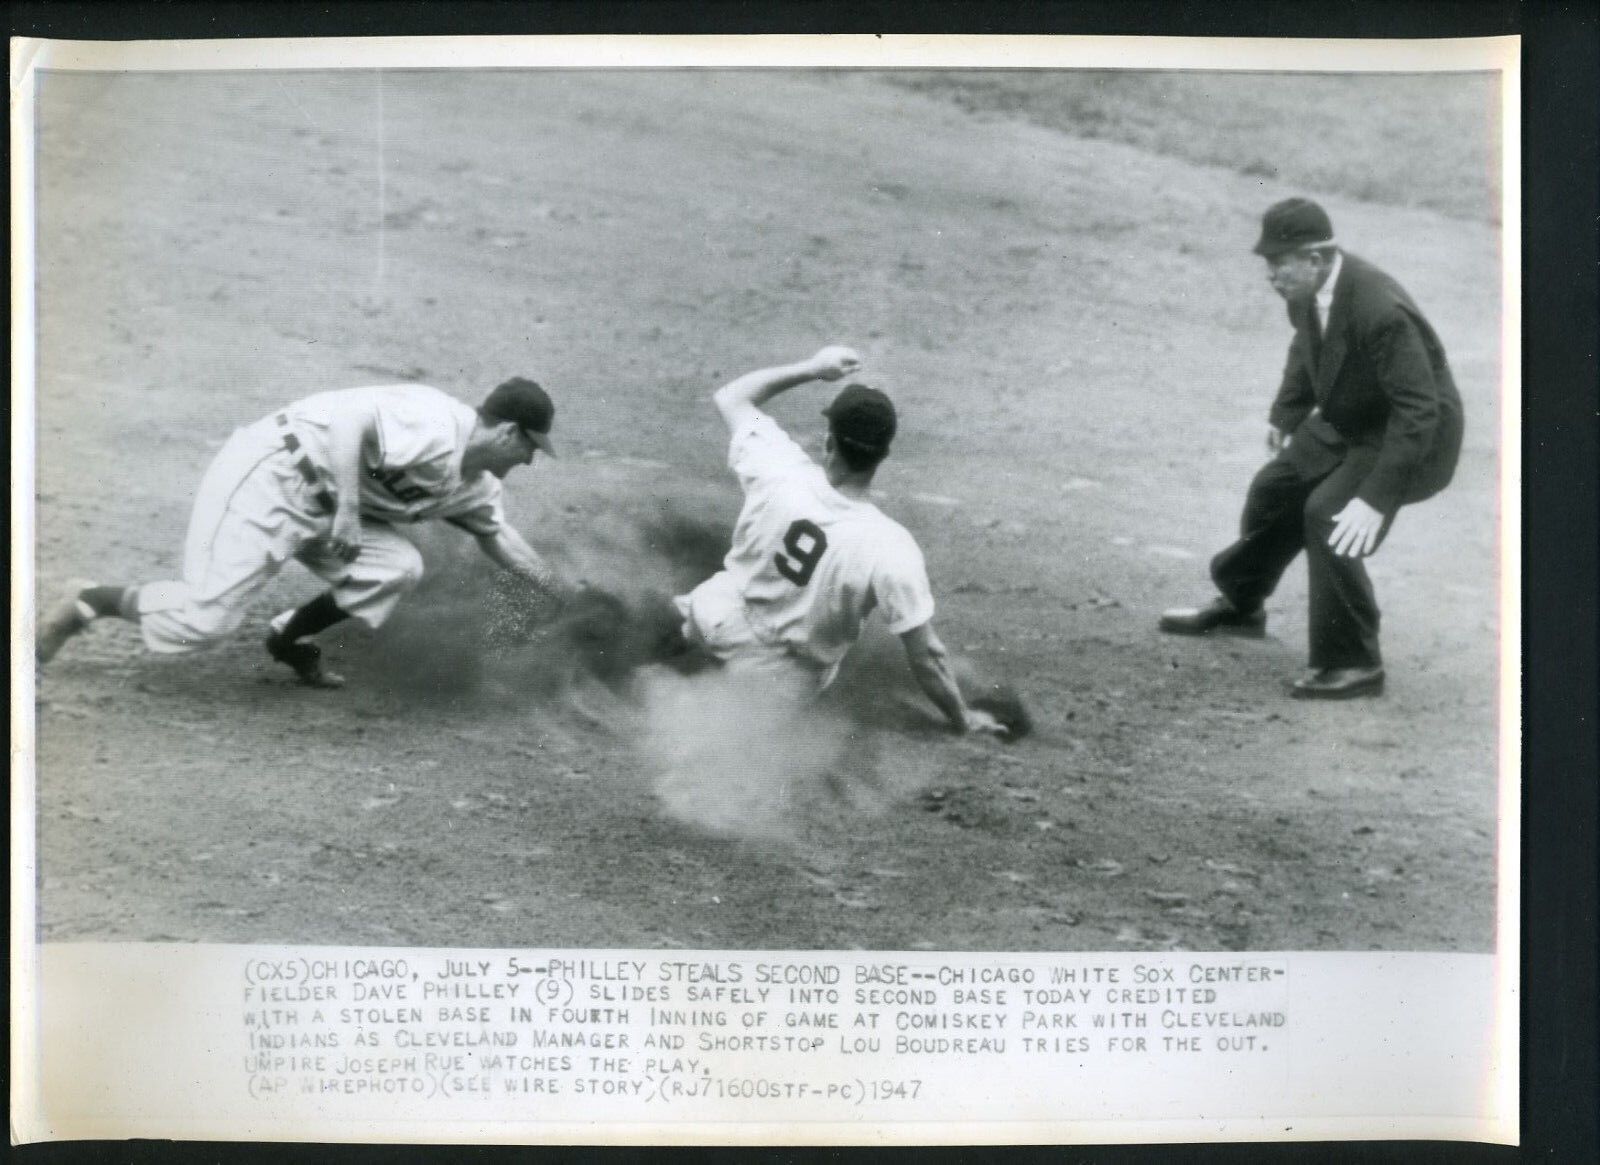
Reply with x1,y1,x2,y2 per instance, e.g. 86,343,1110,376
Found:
36,579,97,663
1158,598,1267,638
266,634,346,688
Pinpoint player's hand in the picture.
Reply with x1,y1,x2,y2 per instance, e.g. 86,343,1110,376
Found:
963,708,1008,738
1328,497,1384,558
808,345,863,381
1266,425,1290,456
328,507,363,563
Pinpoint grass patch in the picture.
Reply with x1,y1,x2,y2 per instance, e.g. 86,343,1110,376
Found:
891,70,1500,223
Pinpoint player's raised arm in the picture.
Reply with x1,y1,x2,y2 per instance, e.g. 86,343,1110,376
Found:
899,621,1006,737
711,345,862,432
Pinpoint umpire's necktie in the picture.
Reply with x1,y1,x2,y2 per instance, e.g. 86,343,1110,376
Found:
1307,299,1324,370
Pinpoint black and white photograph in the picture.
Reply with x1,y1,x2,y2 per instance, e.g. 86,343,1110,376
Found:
15,33,1518,1145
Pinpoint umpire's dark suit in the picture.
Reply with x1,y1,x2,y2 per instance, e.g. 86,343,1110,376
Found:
1211,252,1464,670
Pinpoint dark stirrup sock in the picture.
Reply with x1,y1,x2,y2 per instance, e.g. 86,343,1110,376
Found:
80,584,139,620
272,592,351,644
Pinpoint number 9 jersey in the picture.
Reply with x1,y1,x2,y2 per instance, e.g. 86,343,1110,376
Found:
678,413,935,673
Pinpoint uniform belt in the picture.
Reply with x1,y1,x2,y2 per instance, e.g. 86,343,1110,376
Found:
275,413,336,512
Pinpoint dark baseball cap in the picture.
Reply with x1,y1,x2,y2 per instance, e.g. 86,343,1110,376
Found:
823,383,897,455
481,377,557,455
1252,197,1336,257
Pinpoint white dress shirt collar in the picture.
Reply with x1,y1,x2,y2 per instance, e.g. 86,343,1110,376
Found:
1316,249,1343,319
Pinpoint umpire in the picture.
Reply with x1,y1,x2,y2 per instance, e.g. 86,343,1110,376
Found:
1160,197,1464,699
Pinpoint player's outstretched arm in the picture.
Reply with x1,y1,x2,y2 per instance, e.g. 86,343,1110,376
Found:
712,345,862,432
477,527,565,600
900,621,1006,737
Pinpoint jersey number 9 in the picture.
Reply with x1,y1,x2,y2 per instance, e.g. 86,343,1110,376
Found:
775,519,828,586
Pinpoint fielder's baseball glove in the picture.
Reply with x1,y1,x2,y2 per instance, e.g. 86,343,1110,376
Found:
550,585,701,688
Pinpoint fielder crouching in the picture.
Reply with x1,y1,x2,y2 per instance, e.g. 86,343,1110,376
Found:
672,345,1008,738
36,378,567,688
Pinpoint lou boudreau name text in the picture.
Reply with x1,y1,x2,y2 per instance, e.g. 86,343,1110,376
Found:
238,953,1289,1107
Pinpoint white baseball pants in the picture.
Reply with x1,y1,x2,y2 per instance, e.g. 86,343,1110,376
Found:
137,419,423,653
673,573,837,689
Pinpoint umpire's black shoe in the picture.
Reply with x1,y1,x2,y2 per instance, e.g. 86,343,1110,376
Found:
1289,666,1385,700
266,633,346,689
1158,597,1267,638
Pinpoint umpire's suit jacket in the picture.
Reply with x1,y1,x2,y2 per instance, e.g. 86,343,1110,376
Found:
1267,252,1464,515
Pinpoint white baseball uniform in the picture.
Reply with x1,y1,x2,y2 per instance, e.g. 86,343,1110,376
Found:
675,412,935,681
137,384,507,653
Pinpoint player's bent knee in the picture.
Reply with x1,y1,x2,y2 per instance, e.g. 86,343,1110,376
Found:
368,547,425,594
393,545,426,589
141,603,247,652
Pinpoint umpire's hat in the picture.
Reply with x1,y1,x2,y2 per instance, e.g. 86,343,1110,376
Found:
1253,198,1336,257
482,377,557,455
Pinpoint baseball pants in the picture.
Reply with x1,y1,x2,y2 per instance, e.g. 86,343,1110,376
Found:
673,574,835,689
137,419,423,653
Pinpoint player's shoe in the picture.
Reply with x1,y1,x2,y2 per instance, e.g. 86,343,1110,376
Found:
265,633,346,689
36,579,98,664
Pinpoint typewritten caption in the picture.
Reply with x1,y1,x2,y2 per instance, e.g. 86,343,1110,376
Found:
240,953,1289,1109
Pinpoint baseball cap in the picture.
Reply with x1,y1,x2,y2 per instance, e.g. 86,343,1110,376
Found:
1252,197,1336,257
481,377,557,455
823,383,897,455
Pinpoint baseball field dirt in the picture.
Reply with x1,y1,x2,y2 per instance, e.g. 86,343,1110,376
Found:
31,68,1502,952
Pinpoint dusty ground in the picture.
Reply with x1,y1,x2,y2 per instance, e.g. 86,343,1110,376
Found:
30,69,1501,951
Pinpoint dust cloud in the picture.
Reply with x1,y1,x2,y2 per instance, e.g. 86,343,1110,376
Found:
635,666,862,842
352,500,728,705
343,502,929,841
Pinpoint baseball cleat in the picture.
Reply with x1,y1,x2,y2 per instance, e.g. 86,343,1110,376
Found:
1158,597,1267,638
36,579,98,664
265,634,346,688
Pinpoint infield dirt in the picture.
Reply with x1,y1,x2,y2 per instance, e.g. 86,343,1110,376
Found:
31,68,1502,952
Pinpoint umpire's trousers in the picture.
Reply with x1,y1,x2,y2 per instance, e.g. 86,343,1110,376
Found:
1209,448,1394,671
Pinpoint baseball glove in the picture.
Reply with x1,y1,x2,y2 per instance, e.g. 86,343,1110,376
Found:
550,585,699,688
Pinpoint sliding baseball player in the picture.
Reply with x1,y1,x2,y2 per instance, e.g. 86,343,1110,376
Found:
673,345,1008,737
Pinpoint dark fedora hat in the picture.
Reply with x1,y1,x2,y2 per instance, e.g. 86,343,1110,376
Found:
1253,198,1336,257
